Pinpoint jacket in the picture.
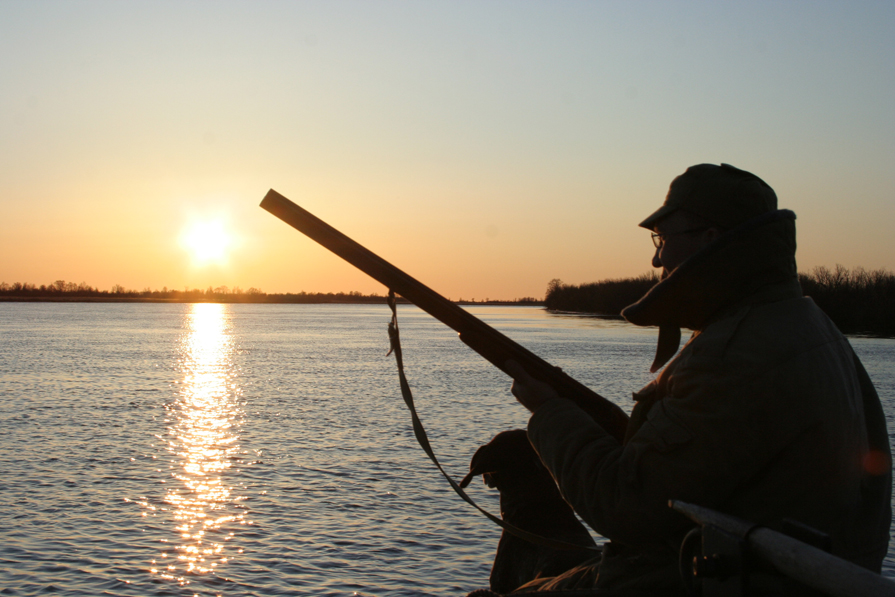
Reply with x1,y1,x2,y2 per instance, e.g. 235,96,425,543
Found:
526,211,891,591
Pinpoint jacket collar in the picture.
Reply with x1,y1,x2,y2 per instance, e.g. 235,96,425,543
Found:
622,210,799,372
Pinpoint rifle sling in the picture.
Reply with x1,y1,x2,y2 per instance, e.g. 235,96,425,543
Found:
386,290,599,553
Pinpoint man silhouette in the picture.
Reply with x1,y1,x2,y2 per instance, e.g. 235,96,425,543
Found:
508,164,891,594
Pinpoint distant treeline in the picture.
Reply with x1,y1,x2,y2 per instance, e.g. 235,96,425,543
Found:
798,266,895,337
544,266,895,337
543,273,659,316
0,280,541,306
0,281,386,303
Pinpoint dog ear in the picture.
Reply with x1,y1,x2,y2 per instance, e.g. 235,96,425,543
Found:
460,462,499,488
459,469,478,488
461,442,495,488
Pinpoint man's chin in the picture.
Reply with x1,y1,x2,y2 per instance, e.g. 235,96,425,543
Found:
661,268,671,280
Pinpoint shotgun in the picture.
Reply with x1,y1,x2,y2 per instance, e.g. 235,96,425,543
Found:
260,189,629,443
671,500,895,597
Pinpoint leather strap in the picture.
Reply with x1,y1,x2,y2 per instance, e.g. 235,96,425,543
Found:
386,290,599,552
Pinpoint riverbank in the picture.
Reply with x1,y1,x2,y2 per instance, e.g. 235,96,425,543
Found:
545,266,895,338
0,281,544,306
0,295,543,307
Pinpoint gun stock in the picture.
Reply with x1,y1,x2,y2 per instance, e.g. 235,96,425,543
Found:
260,189,629,443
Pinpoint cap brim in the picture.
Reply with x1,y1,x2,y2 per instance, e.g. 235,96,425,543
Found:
638,204,678,230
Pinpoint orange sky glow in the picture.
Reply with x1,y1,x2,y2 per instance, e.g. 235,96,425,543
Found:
1,2,893,300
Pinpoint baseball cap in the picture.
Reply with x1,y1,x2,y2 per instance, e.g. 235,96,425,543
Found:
639,163,777,230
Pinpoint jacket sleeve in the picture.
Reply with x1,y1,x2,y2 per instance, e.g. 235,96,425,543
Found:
527,351,823,545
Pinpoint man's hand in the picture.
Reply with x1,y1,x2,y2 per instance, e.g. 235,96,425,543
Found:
506,360,560,413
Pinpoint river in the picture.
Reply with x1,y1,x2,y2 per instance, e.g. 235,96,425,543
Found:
0,303,892,595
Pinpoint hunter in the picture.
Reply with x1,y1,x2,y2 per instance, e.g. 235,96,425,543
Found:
508,163,892,594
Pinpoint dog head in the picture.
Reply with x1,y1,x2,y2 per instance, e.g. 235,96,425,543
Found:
459,429,547,490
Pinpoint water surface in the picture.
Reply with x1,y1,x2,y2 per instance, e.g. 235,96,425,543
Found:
0,303,892,595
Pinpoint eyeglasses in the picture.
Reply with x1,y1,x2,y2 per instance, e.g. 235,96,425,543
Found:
651,227,710,249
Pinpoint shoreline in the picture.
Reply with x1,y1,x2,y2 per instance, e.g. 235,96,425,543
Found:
0,296,544,307
3,297,888,338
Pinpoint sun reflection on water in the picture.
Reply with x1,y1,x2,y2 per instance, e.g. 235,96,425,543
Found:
151,303,246,586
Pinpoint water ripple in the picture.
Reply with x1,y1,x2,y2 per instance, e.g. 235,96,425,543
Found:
1,303,892,595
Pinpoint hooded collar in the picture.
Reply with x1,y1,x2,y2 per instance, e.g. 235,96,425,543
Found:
622,210,799,372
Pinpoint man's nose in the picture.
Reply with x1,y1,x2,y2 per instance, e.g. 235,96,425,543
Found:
652,247,662,269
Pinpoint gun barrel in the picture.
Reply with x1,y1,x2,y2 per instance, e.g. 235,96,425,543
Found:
261,189,500,340
260,189,629,442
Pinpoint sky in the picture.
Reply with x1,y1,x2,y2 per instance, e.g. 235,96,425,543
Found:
1,1,893,300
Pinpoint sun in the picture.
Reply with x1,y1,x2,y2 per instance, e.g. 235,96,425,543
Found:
180,220,233,265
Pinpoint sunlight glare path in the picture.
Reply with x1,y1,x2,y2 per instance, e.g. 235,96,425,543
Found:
153,303,246,587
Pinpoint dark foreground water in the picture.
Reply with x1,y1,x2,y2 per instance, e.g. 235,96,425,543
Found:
0,303,892,596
